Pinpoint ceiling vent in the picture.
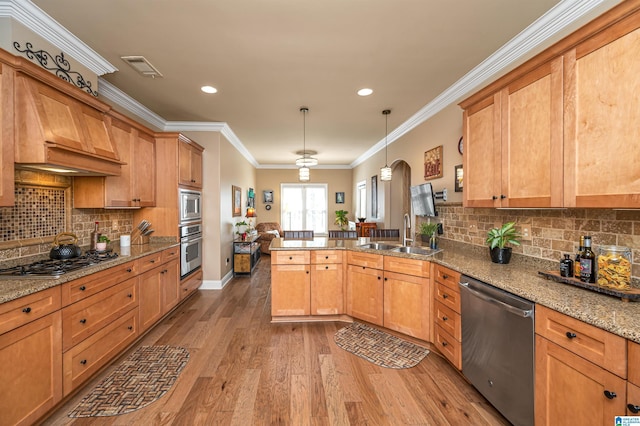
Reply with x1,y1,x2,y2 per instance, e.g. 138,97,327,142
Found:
120,56,163,78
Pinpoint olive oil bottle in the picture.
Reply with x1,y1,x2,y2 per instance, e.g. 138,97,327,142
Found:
579,236,596,283
574,236,584,278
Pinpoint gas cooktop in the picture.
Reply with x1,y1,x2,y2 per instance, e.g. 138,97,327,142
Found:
0,251,119,279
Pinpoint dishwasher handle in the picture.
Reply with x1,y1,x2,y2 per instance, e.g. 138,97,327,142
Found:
460,282,533,318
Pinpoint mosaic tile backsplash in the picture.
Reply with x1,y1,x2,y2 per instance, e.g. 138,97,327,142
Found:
0,186,65,241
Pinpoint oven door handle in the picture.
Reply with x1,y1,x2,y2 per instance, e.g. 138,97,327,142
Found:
182,236,203,244
460,282,533,318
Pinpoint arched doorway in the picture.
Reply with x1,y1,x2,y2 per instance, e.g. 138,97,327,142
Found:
386,160,411,232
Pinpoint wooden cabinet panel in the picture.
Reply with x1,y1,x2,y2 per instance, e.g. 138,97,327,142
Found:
628,382,640,416
535,335,626,425
272,250,310,265
179,136,203,188
0,286,61,335
346,251,383,269
180,269,202,300
434,264,460,292
346,264,383,326
383,255,429,277
434,325,461,369
271,264,310,316
161,260,180,314
383,271,429,340
535,305,626,378
311,250,342,264
629,340,640,387
162,246,180,263
139,266,163,332
63,309,137,395
0,62,14,206
139,252,163,274
310,263,343,315
61,261,136,306
435,282,461,314
434,301,461,341
0,311,62,426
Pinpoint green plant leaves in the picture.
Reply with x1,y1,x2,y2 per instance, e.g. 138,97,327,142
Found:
486,221,521,249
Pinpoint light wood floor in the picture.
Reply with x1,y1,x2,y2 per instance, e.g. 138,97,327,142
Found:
43,259,509,426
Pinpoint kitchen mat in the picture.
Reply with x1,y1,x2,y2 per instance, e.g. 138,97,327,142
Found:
68,345,189,418
334,322,429,369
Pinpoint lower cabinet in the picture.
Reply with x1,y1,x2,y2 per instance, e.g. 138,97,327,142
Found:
432,265,461,369
181,269,202,300
628,341,640,415
310,250,344,315
0,311,62,426
271,251,311,316
139,251,180,332
383,270,429,340
346,264,383,326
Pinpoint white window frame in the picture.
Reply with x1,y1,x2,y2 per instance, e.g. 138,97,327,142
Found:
280,183,328,235
356,180,366,219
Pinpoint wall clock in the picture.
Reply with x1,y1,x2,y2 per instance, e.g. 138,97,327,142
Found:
458,137,463,155
265,204,272,211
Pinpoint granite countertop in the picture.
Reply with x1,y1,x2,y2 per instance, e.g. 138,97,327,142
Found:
270,237,640,343
0,241,179,304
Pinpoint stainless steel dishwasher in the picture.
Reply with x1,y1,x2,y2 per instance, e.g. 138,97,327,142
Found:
459,275,535,426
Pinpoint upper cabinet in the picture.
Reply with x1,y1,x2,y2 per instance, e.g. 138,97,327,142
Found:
0,61,15,206
461,3,640,209
178,135,203,189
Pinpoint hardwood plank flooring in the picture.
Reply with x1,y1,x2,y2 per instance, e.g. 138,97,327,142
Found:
42,259,509,426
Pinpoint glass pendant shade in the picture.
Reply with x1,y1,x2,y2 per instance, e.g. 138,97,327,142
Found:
299,166,310,181
380,166,392,181
295,155,318,167
381,109,392,181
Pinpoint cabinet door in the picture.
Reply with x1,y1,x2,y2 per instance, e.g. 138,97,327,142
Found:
0,63,14,206
102,119,134,207
161,260,180,314
271,264,310,316
564,22,640,207
310,264,343,315
179,138,203,188
501,57,563,207
0,311,62,426
463,93,501,207
629,382,640,416
133,131,156,206
383,271,429,340
346,264,383,326
139,266,163,332
535,336,626,425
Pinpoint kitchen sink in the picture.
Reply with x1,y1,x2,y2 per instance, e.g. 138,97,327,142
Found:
357,242,398,250
390,246,440,256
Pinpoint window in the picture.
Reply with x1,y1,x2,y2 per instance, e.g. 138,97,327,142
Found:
281,183,328,234
356,180,366,219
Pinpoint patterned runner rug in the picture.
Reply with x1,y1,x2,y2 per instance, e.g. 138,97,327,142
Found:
68,345,189,418
334,322,429,369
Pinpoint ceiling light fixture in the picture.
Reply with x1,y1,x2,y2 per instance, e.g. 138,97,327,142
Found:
201,85,218,94
357,88,373,96
299,107,311,182
380,109,392,181
295,150,318,167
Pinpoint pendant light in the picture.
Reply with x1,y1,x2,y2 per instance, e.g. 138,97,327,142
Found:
299,107,310,181
380,109,392,181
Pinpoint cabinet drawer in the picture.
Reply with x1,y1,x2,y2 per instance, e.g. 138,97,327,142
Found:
62,308,138,395
272,250,310,265
630,341,640,387
435,282,461,314
311,250,342,264
162,246,180,263
434,325,461,369
434,264,460,292
535,305,626,378
434,301,461,341
61,260,136,305
629,382,640,416
347,251,383,269
0,287,61,335
384,255,429,277
180,269,202,299
62,278,138,351
138,252,163,273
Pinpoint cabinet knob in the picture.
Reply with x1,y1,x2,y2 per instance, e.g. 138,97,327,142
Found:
289,256,293,260
150,259,156,263
384,277,387,281
492,195,498,200
128,326,133,331
442,316,448,321
80,359,87,365
306,271,309,274
362,266,365,270
325,256,329,259
500,194,506,199
22,307,31,313
378,276,381,280
79,285,86,291
566,331,577,339
442,294,449,299
628,404,640,414
325,266,329,270
127,268,133,273
604,390,617,399
443,274,449,279
127,294,133,298
442,341,448,347
80,318,87,324
191,179,196,183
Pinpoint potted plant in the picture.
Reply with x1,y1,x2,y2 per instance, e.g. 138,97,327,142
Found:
486,221,520,264
235,220,248,240
96,235,110,251
418,222,439,249
334,210,349,230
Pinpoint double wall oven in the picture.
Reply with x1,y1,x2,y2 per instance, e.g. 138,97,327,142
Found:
179,189,202,278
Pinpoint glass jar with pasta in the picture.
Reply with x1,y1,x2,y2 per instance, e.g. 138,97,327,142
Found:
597,245,632,290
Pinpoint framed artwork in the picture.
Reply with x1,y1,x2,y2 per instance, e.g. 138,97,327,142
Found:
336,192,345,204
232,185,242,217
371,175,378,218
263,190,274,203
455,164,463,192
424,145,443,180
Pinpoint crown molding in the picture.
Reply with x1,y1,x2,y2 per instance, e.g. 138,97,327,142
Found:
0,0,117,75
98,78,166,130
257,164,352,170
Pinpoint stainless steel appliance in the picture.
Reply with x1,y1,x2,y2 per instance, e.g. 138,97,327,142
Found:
179,189,202,223
0,251,119,279
460,275,535,426
180,222,202,278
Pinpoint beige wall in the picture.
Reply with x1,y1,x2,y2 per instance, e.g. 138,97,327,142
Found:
255,168,353,230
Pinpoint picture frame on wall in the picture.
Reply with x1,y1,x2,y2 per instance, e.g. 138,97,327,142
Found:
371,175,378,218
336,192,345,204
424,145,443,180
263,190,274,203
232,185,242,217
455,164,463,192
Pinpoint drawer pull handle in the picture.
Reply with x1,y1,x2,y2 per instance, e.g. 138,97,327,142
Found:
442,341,448,347
604,390,617,399
378,276,381,280
306,271,309,274
80,359,87,365
325,266,329,270
79,286,86,291
325,256,329,259
127,268,132,273
442,316,448,321
289,257,293,260
80,318,87,324
442,294,449,299
127,294,133,298
128,326,133,331
22,307,31,313
150,259,156,263
492,195,498,200
443,274,449,279
566,332,577,339
628,404,640,414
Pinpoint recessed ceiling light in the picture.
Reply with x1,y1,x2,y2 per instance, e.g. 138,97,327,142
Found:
201,86,218,94
357,88,373,96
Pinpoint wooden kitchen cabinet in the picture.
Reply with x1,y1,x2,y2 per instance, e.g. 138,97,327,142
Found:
139,260,175,332
0,61,14,206
462,57,563,208
0,311,62,426
310,250,344,315
179,135,203,188
432,265,462,369
628,341,640,415
271,251,311,316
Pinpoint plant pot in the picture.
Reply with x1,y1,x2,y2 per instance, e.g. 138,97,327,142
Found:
96,242,107,251
489,247,512,264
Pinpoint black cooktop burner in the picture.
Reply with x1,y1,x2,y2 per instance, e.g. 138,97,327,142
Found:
0,250,119,278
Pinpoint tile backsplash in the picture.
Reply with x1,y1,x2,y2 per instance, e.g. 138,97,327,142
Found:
429,203,640,281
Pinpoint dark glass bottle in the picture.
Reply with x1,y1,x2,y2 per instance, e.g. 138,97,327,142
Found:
560,254,573,277
574,236,584,279
579,236,596,283
90,221,99,251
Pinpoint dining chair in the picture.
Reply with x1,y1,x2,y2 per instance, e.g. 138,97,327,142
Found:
370,229,400,240
328,230,358,239
283,230,315,240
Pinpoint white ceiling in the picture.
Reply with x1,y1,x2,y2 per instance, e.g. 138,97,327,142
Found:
24,0,617,167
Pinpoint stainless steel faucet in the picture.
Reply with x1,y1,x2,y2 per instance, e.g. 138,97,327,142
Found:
403,213,413,246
